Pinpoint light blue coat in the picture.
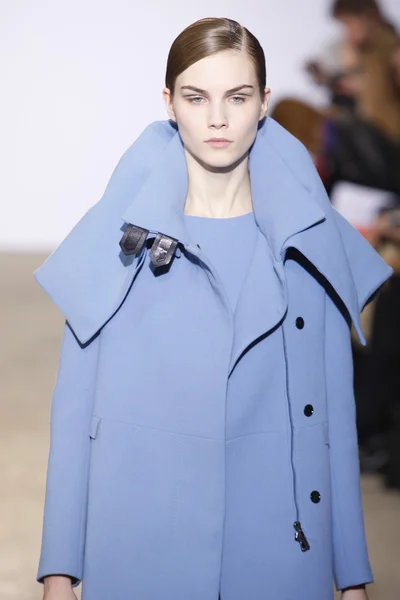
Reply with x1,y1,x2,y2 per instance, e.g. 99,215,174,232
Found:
35,118,392,600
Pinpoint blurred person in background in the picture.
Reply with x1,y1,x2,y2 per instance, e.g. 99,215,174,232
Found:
331,0,400,140
273,0,400,197
305,37,359,112
325,0,400,196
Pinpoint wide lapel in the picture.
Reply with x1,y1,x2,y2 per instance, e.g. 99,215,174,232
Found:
248,119,326,260
285,202,393,345
228,121,327,372
121,129,192,247
34,121,189,345
34,117,391,348
249,122,364,341
246,119,391,347
228,229,287,374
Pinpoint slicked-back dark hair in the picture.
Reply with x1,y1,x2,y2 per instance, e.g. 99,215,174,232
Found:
165,17,266,97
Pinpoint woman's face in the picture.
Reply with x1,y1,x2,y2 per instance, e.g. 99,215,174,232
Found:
163,50,270,171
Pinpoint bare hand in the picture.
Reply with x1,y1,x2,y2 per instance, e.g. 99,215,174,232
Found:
341,586,369,600
42,575,78,600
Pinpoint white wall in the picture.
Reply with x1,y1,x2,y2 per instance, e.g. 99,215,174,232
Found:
1,0,399,249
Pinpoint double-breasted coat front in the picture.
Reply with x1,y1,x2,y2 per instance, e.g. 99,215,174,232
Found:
35,118,393,600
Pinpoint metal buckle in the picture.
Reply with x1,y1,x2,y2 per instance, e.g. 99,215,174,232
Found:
150,232,178,267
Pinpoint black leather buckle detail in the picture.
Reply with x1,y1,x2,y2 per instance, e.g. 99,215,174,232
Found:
149,232,178,267
119,224,149,256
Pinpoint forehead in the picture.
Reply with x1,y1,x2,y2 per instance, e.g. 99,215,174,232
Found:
177,50,257,91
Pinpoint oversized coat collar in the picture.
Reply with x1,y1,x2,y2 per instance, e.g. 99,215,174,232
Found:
34,118,392,346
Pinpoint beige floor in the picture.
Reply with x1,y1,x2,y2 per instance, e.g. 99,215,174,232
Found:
1,252,399,600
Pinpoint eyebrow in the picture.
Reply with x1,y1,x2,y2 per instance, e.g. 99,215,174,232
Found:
180,84,255,95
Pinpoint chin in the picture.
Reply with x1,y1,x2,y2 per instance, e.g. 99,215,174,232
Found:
197,149,245,172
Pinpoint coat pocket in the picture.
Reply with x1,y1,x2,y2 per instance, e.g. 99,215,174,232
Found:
89,415,102,439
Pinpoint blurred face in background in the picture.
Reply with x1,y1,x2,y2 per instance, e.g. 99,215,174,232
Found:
163,50,269,171
335,13,375,48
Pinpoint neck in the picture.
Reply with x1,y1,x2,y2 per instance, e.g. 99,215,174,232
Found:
183,148,253,218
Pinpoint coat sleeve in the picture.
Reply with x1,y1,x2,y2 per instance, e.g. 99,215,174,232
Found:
37,322,100,587
325,291,374,591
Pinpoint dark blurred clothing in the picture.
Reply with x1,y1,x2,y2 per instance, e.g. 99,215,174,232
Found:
324,24,400,192
361,275,400,489
270,98,400,196
323,114,400,195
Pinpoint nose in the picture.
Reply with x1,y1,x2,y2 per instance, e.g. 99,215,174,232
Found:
207,101,228,130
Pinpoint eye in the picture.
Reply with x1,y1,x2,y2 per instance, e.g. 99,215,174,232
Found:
187,96,206,104
230,96,246,104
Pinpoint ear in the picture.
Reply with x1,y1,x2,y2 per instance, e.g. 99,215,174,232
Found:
259,88,271,121
162,87,177,123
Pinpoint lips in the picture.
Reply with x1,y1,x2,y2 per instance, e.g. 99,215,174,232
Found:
205,138,233,149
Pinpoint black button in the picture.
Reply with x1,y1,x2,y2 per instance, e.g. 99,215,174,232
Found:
296,317,305,329
304,404,314,417
310,491,321,503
